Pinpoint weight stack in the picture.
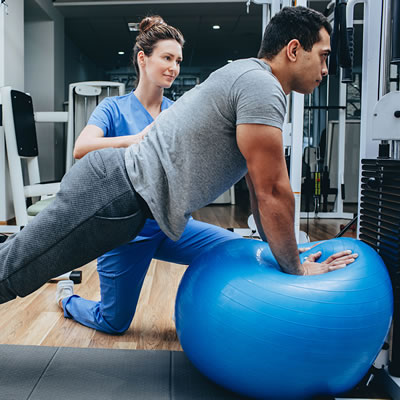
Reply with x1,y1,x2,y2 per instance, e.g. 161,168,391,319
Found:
360,158,400,376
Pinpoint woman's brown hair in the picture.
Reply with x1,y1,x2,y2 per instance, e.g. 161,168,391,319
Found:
133,16,184,83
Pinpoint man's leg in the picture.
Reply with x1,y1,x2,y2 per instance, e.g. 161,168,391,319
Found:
0,148,147,303
155,218,241,265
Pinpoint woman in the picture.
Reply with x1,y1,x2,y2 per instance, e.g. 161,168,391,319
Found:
56,16,240,334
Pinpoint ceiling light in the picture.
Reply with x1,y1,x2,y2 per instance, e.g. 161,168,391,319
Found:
128,22,140,32
213,25,220,30
118,51,125,55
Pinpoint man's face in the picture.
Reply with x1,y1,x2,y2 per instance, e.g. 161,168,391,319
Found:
292,28,331,94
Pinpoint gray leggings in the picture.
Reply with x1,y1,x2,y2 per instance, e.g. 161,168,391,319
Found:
0,148,149,303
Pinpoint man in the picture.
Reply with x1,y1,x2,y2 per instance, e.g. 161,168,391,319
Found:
0,6,356,304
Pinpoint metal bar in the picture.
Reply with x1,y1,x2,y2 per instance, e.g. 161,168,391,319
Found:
54,0,248,5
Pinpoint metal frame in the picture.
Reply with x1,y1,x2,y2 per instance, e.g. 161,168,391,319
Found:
0,86,66,233
65,81,125,172
349,0,400,398
352,0,385,236
54,0,251,5
300,13,354,221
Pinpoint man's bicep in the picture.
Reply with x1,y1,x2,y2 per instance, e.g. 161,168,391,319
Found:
236,123,288,190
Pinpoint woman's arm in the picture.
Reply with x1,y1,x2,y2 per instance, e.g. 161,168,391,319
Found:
73,122,154,159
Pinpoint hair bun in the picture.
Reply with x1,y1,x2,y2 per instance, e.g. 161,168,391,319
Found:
139,16,166,33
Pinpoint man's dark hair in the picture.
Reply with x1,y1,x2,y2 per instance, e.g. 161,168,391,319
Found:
257,6,332,60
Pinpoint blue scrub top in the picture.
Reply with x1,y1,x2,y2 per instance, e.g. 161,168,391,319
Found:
88,91,173,138
87,91,174,242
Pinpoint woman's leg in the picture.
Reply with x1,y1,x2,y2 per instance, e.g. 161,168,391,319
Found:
0,149,147,303
155,218,241,265
62,233,164,334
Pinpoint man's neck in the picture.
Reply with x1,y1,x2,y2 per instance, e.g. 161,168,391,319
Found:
259,57,291,95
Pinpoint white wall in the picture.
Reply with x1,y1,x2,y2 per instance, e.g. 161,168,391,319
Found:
0,0,24,223
25,20,57,182
25,0,65,181
3,0,24,90
0,0,64,223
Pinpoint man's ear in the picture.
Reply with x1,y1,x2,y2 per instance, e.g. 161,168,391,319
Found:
286,39,300,62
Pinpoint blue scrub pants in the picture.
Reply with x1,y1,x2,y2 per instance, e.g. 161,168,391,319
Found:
62,219,240,334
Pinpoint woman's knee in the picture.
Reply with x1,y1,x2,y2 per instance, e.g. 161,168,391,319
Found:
99,300,137,334
103,316,132,334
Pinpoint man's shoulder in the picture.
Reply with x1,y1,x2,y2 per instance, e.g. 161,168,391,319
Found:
206,58,276,92
226,58,271,74
230,61,283,95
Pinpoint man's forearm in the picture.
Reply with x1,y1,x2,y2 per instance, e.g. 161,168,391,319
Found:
245,175,267,241
258,188,303,275
252,208,267,242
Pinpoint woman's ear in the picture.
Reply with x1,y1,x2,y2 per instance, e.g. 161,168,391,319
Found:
137,50,146,66
286,39,300,62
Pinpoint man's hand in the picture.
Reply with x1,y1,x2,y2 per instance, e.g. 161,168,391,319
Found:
302,250,358,276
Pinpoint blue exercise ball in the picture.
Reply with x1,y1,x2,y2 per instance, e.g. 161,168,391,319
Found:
175,238,393,399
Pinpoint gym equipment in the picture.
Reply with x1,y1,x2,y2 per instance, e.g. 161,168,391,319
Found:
358,91,400,395
349,0,400,395
302,119,361,217
299,0,355,220
0,87,81,282
65,81,125,172
360,158,400,375
0,87,64,230
175,237,393,399
393,0,400,64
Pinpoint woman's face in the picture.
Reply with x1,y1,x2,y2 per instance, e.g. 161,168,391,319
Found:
140,39,183,88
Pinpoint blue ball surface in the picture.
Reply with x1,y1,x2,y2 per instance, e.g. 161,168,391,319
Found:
175,238,393,399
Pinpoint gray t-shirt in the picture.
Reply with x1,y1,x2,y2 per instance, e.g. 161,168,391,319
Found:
125,58,287,240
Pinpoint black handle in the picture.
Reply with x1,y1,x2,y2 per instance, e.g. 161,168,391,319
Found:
392,0,400,64
342,27,354,82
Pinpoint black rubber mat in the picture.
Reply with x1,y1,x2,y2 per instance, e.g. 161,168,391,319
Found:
0,344,58,400
30,347,171,400
171,351,249,399
0,345,248,400
0,344,392,399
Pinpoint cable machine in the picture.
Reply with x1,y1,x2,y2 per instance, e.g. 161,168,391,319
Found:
345,0,400,397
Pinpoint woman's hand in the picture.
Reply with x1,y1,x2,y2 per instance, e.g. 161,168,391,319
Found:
137,121,154,139
298,241,324,254
125,121,155,146
74,121,156,159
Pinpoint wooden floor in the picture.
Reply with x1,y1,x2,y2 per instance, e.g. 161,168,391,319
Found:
0,204,356,350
